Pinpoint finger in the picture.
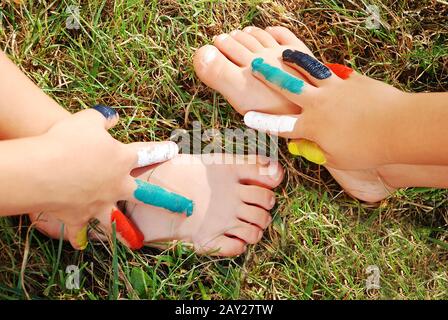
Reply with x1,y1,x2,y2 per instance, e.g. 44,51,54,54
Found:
127,141,179,168
124,178,194,217
91,104,119,129
251,57,318,107
325,63,354,80
282,49,340,87
93,207,145,250
110,207,144,250
66,223,89,250
243,111,305,138
288,138,327,165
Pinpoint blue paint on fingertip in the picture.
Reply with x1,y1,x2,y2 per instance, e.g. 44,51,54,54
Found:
134,179,194,217
251,57,305,94
92,104,118,120
282,50,331,80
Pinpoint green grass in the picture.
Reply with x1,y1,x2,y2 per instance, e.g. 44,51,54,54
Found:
0,0,447,299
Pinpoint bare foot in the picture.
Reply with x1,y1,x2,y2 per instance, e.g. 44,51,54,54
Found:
30,153,283,256
194,27,312,115
193,26,396,202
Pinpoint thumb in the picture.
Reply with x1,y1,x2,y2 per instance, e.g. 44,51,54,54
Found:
243,111,304,139
66,223,89,250
288,138,327,165
72,105,119,130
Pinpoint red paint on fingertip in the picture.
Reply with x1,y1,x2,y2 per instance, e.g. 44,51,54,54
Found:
111,208,144,250
325,63,353,80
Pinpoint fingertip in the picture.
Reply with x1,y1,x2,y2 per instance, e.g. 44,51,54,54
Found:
133,141,179,168
111,208,144,250
68,224,88,250
92,104,119,129
244,111,298,134
92,104,118,120
325,63,354,80
250,57,306,95
282,50,332,81
288,139,327,165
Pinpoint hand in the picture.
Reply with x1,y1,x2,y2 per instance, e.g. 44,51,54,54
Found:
243,50,408,170
37,105,180,249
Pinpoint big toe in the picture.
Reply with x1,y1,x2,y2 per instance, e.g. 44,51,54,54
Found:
194,45,239,92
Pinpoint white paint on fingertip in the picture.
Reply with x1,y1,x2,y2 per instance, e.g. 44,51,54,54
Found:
137,142,179,167
244,111,297,133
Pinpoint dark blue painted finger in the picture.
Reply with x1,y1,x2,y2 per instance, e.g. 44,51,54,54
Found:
282,50,332,80
92,104,118,120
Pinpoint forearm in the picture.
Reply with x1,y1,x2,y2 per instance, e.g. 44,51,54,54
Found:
388,92,448,165
0,51,70,139
0,136,55,215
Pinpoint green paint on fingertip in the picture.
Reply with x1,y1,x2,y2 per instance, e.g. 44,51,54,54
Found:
251,57,305,94
134,179,194,216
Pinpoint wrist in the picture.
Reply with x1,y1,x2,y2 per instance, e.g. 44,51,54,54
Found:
385,91,448,165
376,89,411,165
0,135,58,214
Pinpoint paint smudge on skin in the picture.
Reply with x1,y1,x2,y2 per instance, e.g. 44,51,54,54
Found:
325,63,353,80
134,179,194,217
137,142,179,167
244,111,297,133
251,58,305,94
282,50,332,80
92,104,118,120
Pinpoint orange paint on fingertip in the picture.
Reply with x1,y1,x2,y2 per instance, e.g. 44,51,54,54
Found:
325,63,353,80
111,208,144,250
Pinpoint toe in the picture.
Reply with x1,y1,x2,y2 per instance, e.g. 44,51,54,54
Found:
230,30,264,53
238,184,276,210
196,236,247,257
213,33,255,66
237,204,272,230
243,26,279,48
225,223,263,245
237,157,284,188
265,26,313,54
194,45,244,96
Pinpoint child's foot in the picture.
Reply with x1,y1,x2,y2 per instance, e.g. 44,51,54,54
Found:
194,26,312,115
194,26,397,202
29,154,283,257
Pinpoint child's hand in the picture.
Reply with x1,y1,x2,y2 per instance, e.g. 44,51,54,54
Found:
37,106,179,249
243,51,408,170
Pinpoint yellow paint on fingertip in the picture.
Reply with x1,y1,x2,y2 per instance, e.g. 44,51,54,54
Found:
76,225,88,250
288,140,326,165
